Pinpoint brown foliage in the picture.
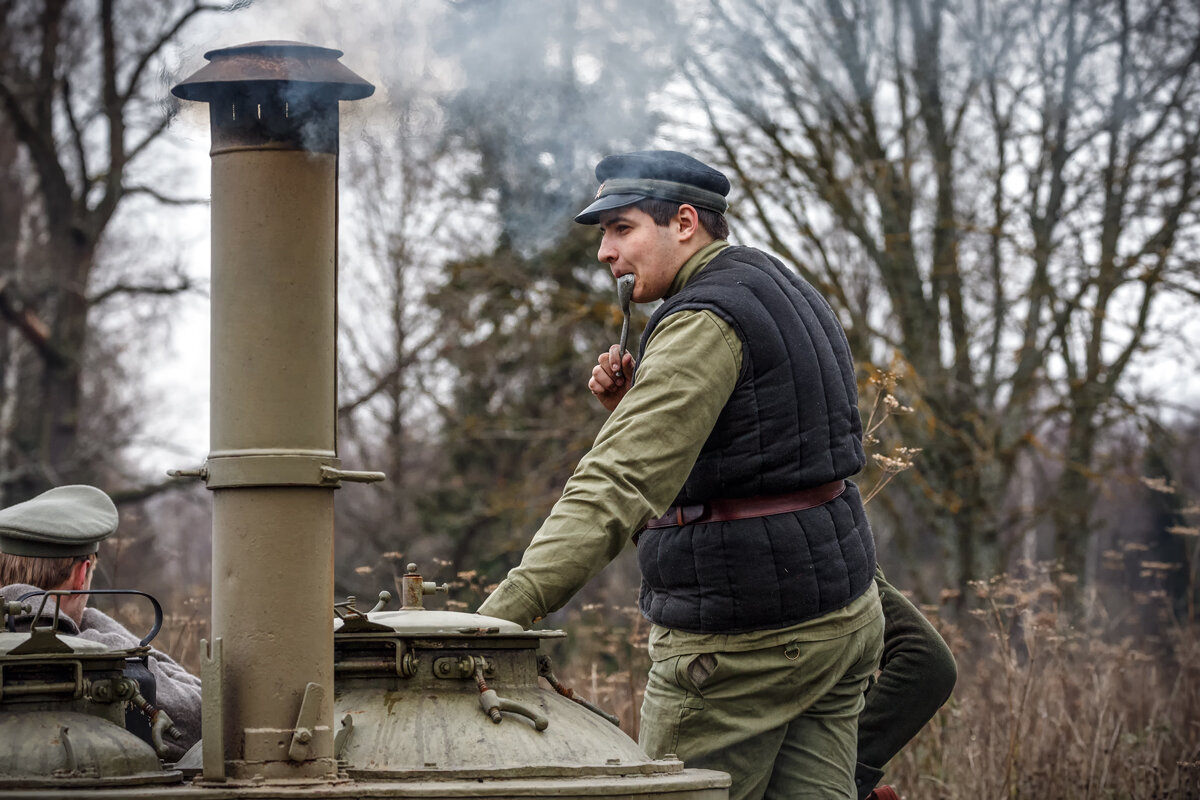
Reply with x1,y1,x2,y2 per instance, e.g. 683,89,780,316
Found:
546,562,1200,799
889,563,1199,798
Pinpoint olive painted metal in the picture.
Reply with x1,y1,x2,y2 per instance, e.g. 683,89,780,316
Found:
0,604,181,789
171,41,377,784
328,570,731,797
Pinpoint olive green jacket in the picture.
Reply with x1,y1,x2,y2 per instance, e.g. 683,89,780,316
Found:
478,241,880,655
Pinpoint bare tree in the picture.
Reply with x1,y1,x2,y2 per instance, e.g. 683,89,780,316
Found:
334,91,472,597
323,0,685,599
681,0,1200,593
0,0,235,503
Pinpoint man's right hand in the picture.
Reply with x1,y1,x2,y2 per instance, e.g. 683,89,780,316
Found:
589,344,636,412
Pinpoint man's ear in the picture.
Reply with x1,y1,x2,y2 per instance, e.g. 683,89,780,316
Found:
68,558,91,591
674,204,701,242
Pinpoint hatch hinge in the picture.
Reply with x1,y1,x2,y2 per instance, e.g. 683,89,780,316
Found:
287,681,326,762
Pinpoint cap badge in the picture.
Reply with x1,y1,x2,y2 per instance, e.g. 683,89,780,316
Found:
595,182,607,199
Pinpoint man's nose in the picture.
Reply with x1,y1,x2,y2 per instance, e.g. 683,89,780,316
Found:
598,235,617,263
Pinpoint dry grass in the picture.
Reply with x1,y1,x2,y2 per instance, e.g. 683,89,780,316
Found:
551,562,1200,800
888,564,1200,800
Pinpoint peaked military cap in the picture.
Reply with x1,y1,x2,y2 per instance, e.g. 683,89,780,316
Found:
0,485,118,558
574,150,731,225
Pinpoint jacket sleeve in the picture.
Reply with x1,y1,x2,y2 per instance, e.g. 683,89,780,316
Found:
478,309,742,627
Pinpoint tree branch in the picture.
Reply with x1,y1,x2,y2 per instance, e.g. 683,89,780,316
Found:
61,77,92,200
0,277,71,368
125,112,174,165
110,478,190,507
337,331,437,418
119,1,227,104
124,184,209,207
88,276,194,306
0,8,75,230
92,0,126,236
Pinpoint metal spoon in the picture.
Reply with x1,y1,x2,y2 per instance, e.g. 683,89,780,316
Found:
616,274,636,378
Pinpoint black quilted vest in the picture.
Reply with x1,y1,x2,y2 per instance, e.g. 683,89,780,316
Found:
635,246,876,633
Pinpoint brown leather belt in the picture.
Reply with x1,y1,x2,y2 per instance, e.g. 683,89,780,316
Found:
643,480,846,530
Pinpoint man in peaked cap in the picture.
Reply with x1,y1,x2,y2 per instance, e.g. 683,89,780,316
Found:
0,485,201,760
480,151,955,800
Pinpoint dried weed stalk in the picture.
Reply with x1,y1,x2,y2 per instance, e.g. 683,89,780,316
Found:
862,368,920,505
890,562,1199,799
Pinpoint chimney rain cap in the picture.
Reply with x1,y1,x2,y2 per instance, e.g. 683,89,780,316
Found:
172,40,374,103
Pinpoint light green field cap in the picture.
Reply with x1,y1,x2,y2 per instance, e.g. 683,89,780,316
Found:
0,485,118,558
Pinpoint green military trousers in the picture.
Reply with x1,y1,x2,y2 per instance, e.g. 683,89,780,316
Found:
639,604,884,800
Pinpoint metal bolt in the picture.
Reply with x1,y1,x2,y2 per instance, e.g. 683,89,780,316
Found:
167,467,208,480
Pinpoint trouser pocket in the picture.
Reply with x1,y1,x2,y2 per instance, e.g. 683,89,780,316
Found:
683,652,718,693
640,655,702,757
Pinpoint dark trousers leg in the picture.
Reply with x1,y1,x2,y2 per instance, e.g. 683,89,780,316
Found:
855,568,957,799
